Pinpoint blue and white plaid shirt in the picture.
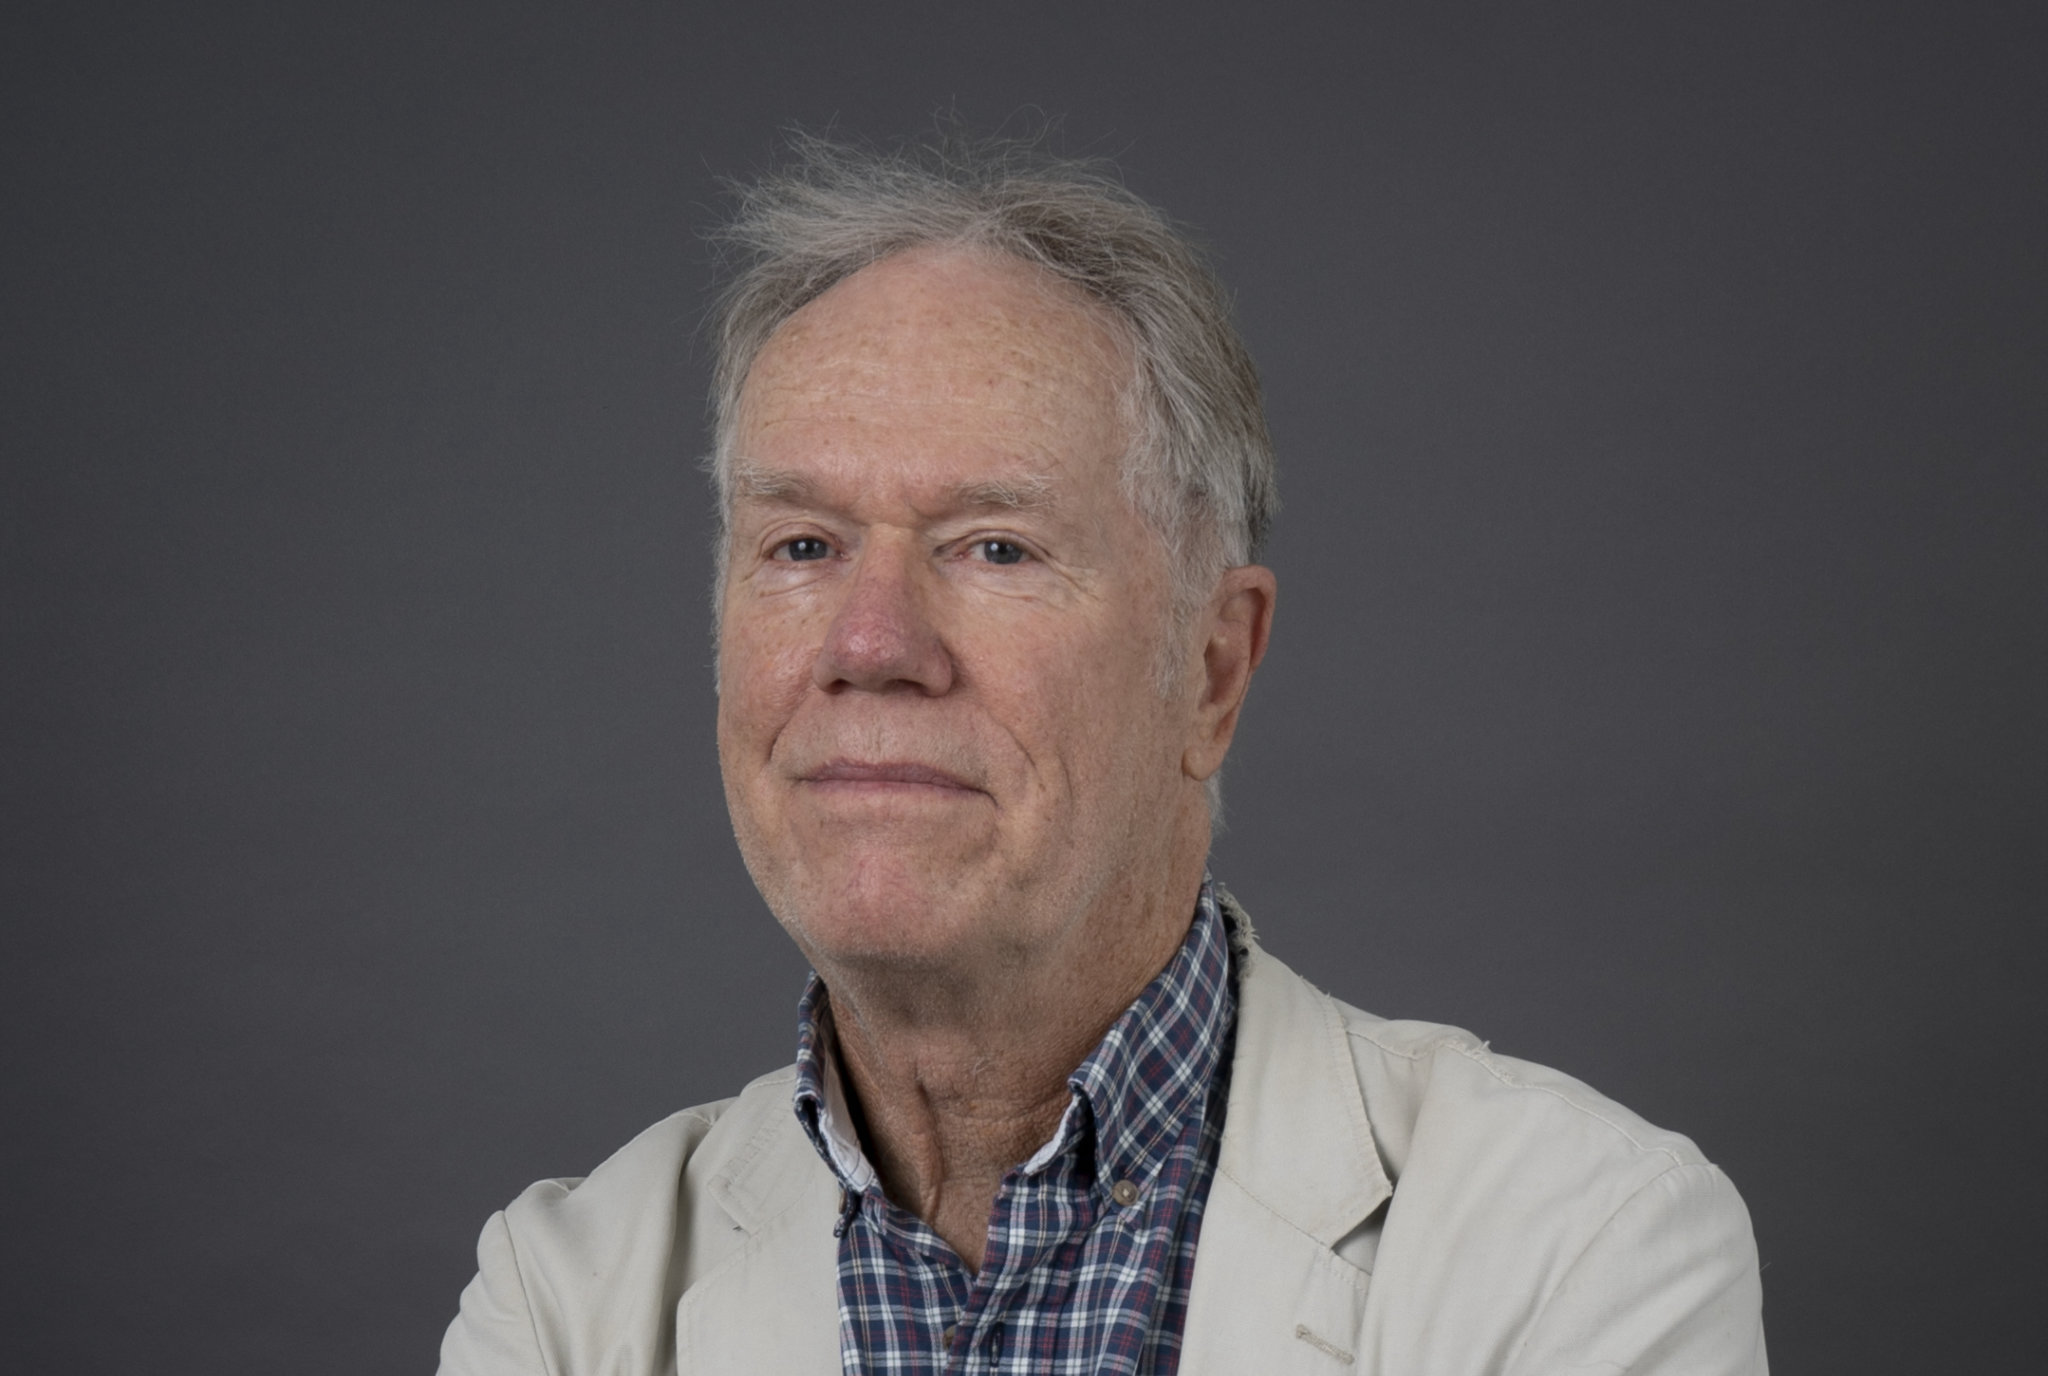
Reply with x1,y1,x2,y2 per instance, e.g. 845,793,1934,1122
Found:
793,880,1238,1375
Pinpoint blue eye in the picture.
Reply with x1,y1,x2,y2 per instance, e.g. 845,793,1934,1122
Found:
781,537,832,562
977,540,1026,566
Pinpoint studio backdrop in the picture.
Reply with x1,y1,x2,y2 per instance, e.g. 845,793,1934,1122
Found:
3,3,2042,1372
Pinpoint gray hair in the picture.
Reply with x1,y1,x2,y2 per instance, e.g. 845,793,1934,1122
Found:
706,131,1277,606
705,131,1277,819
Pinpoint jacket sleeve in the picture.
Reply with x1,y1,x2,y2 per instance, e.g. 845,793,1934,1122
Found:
437,1211,551,1376
1506,1162,1767,1376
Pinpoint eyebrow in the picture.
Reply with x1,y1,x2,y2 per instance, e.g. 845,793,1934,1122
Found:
729,460,1054,513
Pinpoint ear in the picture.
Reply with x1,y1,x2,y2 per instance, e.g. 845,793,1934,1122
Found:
1182,564,1277,783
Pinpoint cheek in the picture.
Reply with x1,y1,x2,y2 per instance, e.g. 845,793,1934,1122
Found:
716,619,814,754
973,619,1167,763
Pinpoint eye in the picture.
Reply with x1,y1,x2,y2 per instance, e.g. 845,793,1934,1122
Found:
776,536,833,562
973,539,1028,566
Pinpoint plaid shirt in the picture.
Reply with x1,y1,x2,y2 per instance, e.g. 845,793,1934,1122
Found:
793,880,1237,1376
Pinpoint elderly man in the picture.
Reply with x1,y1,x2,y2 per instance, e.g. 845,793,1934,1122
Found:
438,138,1766,1375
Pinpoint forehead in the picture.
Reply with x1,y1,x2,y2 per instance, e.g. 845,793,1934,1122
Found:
734,248,1135,494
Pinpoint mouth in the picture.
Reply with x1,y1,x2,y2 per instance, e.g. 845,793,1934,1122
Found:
800,759,984,796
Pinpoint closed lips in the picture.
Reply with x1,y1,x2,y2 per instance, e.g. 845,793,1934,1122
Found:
804,761,981,791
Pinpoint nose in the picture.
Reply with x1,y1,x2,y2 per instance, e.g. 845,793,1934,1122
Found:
811,534,955,695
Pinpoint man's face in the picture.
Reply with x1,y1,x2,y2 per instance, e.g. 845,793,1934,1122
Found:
716,247,1200,975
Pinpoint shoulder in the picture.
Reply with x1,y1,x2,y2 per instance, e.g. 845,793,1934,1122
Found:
1330,995,1711,1188
502,1066,790,1227
497,1065,802,1283
1235,943,1713,1198
1233,951,1763,1372
1337,1002,1765,1372
438,1067,807,1376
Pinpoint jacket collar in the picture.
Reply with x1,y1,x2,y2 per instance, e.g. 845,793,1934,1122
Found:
1213,888,1393,1243
1176,891,1393,1373
677,1103,844,1369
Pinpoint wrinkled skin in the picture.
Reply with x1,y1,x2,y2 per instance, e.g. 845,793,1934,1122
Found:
715,246,1274,1264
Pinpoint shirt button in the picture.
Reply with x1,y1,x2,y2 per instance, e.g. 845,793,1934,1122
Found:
941,1324,957,1349
1110,1178,1142,1207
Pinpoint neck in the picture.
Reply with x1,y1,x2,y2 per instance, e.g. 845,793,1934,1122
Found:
817,832,1209,1271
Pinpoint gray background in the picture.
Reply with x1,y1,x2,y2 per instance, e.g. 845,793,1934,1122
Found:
4,2,2043,1371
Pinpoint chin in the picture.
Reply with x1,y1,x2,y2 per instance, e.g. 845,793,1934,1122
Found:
769,855,998,972
786,898,985,976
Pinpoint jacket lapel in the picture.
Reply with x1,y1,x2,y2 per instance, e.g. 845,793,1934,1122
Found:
1180,928,1393,1375
672,1111,843,1372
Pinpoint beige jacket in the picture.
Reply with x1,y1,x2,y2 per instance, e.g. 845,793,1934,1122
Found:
439,925,1766,1374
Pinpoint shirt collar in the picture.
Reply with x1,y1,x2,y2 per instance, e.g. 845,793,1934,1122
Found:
792,877,1236,1198
792,992,877,1193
